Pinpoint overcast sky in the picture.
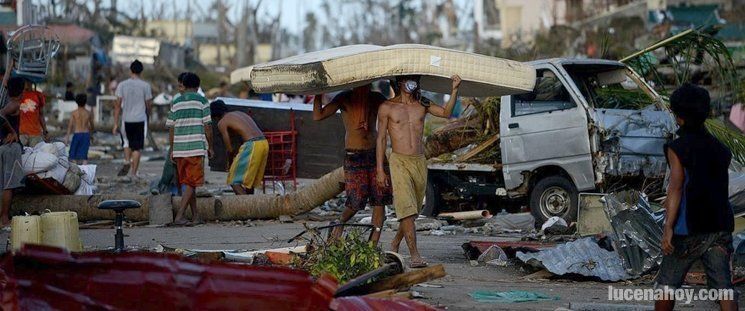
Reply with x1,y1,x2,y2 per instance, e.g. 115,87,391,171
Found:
113,0,329,34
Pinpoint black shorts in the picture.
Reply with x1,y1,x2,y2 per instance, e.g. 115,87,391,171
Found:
123,122,145,151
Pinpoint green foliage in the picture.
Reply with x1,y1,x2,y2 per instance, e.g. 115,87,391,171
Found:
624,27,740,107
300,229,384,284
705,119,745,164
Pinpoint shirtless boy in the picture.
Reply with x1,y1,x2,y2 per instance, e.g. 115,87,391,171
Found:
376,75,461,267
313,85,392,245
210,100,268,195
66,94,94,164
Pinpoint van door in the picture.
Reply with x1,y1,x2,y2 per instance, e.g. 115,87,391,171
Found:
500,65,595,193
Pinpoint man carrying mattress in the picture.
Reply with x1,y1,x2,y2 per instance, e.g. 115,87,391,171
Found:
313,85,392,246
376,74,461,268
210,100,268,195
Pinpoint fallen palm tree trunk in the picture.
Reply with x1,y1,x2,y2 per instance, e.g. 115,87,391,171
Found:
216,167,344,220
12,167,345,222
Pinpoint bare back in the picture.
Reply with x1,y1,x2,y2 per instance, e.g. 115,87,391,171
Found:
71,108,92,133
218,111,263,142
380,95,427,156
340,103,379,150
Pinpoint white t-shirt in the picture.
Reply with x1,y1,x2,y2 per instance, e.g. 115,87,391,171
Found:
115,77,153,123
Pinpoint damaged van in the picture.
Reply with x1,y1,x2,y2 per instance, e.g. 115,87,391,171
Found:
426,58,676,225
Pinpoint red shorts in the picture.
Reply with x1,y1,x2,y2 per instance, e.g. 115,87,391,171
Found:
344,149,392,210
176,156,204,187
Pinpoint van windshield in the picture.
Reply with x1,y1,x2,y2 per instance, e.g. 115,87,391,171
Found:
565,65,657,110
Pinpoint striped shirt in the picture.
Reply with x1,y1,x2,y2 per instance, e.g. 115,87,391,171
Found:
166,92,212,158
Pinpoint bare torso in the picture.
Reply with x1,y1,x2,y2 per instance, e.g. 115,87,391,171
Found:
71,108,91,133
219,111,263,142
340,106,378,150
382,95,427,156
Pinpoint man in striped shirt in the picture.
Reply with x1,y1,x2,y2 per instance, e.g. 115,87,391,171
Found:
167,72,213,225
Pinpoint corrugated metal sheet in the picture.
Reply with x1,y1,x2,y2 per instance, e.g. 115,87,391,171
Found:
516,237,633,281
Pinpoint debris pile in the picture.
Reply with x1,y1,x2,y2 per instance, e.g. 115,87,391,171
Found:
21,142,96,195
603,191,664,277
425,97,501,164
0,245,437,310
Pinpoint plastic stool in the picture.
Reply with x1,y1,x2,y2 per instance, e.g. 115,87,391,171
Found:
97,200,141,252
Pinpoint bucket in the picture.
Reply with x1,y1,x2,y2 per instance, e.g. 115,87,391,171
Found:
40,211,82,252
10,215,42,251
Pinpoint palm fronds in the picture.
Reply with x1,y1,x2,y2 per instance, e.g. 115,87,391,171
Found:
705,119,745,164
622,27,745,164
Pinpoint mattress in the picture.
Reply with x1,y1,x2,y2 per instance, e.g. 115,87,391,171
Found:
231,44,536,97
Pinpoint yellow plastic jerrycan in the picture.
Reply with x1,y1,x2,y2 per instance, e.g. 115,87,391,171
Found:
10,215,42,251
40,211,82,252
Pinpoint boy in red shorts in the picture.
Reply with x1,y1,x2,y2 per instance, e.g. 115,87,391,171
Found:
166,72,213,225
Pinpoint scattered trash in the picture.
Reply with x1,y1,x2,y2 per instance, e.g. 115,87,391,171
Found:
2,245,437,310
415,217,444,231
469,290,559,303
485,258,509,267
516,237,633,281
603,191,663,277
477,245,508,264
540,216,567,233
463,240,556,260
438,210,492,220
429,229,447,236
482,212,535,235
278,215,293,223
469,260,479,267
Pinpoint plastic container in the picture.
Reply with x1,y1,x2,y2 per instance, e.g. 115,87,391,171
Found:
10,215,42,251
40,211,82,252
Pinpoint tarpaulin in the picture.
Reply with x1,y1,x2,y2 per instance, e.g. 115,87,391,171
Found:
0,245,438,311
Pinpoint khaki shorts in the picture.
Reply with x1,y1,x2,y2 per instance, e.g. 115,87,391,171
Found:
389,152,427,220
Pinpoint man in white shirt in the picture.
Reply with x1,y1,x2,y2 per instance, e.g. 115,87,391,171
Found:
113,60,153,177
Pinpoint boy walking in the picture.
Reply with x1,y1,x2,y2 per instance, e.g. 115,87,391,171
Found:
655,83,736,311
167,73,213,226
66,94,94,164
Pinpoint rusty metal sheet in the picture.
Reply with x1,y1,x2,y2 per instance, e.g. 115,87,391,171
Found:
0,245,438,311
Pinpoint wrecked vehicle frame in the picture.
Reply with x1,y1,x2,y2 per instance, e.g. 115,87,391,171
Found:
425,58,676,225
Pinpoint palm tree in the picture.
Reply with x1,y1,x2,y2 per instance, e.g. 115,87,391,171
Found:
622,27,744,163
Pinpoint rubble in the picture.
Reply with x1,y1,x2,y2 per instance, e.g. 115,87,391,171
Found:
602,191,664,277
482,212,535,235
516,237,633,282
1,245,437,310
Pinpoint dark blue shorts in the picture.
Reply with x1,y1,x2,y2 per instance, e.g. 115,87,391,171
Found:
69,132,90,160
655,231,734,290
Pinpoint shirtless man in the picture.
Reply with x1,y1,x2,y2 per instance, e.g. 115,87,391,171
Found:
313,85,392,245
376,75,461,267
210,100,268,195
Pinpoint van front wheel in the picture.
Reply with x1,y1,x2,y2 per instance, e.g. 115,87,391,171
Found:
529,176,578,227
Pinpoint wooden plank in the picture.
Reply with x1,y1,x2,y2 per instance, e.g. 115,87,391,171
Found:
456,134,500,162
359,264,446,294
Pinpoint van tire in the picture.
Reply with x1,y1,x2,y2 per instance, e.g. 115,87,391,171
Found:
529,176,578,227
422,172,440,217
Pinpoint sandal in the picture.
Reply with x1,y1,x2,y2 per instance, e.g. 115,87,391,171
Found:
117,163,131,176
409,259,429,269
